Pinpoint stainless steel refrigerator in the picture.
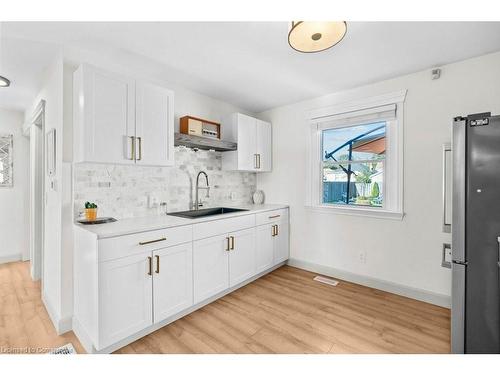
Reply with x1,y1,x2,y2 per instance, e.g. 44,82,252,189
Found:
452,112,500,353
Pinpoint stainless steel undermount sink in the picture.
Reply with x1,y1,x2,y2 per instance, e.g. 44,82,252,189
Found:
167,207,249,219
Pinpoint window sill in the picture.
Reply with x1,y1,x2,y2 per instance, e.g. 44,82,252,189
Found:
305,205,404,220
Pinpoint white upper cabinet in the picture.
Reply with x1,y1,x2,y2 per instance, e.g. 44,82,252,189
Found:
135,81,174,166
73,65,136,164
256,119,272,171
73,64,174,166
221,113,272,172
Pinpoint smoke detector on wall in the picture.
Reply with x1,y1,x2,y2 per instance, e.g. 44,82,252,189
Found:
431,68,441,80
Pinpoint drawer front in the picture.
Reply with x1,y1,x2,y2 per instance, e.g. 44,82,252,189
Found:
98,225,192,262
193,214,255,241
255,208,288,226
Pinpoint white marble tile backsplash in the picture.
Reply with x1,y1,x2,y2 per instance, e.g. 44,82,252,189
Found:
74,147,256,219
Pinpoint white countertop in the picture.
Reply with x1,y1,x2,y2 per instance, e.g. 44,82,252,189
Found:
75,204,289,239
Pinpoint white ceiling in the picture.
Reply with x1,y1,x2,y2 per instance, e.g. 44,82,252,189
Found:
2,22,500,113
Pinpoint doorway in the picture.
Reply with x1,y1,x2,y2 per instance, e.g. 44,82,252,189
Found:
29,100,45,281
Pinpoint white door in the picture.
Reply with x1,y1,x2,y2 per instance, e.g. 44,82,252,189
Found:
256,120,272,171
255,224,274,273
229,227,256,286
153,243,193,323
236,114,257,171
273,221,289,265
84,65,136,164
135,81,174,166
98,253,153,349
193,235,229,304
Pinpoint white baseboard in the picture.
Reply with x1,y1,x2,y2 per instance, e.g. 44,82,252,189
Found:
42,292,72,335
0,253,22,265
287,258,451,308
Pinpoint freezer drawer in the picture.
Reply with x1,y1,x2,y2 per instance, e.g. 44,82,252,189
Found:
451,262,465,354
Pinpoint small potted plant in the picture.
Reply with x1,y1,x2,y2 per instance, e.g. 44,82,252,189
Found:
85,201,98,221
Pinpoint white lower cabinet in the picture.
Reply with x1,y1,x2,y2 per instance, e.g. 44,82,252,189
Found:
229,228,256,287
273,220,289,265
255,224,274,273
194,227,257,304
99,253,153,349
193,234,230,304
153,243,193,323
74,208,289,353
255,218,289,270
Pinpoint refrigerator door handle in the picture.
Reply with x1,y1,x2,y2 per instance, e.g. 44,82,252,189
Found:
497,237,500,262
442,143,452,233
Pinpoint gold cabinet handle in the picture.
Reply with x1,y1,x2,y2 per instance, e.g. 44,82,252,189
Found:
271,225,276,237
147,256,152,276
254,154,258,169
225,237,231,251
139,237,166,245
257,154,261,169
137,137,142,161
275,225,279,236
268,214,281,219
230,236,235,250
155,255,160,274
128,136,135,160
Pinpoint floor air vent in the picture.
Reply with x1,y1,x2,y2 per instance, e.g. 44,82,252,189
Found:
313,275,339,287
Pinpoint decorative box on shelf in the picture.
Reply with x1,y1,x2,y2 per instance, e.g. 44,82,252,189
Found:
180,116,221,139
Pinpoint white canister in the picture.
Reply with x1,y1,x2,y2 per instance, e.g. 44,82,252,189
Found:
252,190,265,205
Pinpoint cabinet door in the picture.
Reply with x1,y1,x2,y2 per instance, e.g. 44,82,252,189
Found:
82,65,136,164
255,224,274,273
152,243,193,323
98,253,152,349
236,114,257,171
135,81,174,166
273,221,289,265
256,120,272,172
228,227,256,287
193,235,229,304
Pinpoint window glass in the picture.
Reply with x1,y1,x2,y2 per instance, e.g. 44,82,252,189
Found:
322,122,385,207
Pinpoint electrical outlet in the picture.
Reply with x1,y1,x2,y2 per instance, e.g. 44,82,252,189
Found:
358,251,367,264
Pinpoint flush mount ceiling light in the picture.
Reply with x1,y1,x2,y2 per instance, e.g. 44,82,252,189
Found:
288,21,347,53
0,75,10,87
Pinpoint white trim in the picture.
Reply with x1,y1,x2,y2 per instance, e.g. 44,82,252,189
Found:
42,292,72,334
315,103,396,127
0,253,22,265
308,90,407,120
305,205,404,220
287,258,450,308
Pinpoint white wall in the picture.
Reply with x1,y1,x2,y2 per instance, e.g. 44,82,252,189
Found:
257,51,500,305
25,54,65,330
0,108,29,263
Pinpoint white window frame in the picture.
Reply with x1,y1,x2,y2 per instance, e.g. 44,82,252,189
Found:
305,90,407,220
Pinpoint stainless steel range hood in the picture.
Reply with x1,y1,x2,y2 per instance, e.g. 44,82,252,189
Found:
174,132,237,152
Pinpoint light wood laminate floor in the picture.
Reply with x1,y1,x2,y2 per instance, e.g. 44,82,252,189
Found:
0,261,84,353
0,261,450,354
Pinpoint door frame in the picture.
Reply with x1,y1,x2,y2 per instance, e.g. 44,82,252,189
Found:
29,100,45,282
